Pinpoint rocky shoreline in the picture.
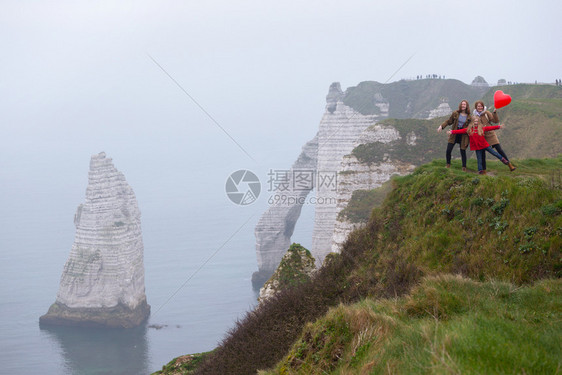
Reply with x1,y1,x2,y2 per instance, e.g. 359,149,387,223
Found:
40,299,150,329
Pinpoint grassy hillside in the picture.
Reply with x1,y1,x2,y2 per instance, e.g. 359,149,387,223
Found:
339,179,394,224
155,84,562,375
489,92,562,160
343,79,486,118
156,353,210,375
169,157,561,375
266,276,561,374
482,84,562,103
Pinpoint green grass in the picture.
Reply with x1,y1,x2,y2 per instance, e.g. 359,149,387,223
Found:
268,243,315,289
339,179,395,223
270,157,561,374
365,157,562,285
265,275,562,375
186,158,561,375
152,352,211,375
482,84,562,105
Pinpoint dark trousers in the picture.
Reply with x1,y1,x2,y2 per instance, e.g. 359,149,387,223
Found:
446,138,467,167
476,147,505,171
482,143,509,170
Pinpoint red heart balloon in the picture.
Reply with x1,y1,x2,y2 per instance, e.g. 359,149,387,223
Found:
494,90,512,109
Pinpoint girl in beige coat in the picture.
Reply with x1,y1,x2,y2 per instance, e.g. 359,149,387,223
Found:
473,100,516,172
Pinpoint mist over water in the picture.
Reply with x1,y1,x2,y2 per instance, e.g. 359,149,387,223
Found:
0,135,317,374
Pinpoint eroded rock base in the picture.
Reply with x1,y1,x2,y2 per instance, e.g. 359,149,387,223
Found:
39,299,150,329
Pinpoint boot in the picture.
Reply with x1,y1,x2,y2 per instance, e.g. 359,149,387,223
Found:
478,170,487,175
446,164,451,168
462,167,467,172
508,162,516,172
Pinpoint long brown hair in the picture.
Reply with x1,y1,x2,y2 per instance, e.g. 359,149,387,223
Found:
467,115,484,136
458,100,470,114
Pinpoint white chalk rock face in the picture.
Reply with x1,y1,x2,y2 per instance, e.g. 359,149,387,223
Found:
331,155,415,254
427,102,452,119
252,135,318,288
330,124,415,254
40,152,150,328
311,100,381,266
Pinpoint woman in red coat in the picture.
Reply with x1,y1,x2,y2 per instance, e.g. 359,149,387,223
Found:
448,116,510,174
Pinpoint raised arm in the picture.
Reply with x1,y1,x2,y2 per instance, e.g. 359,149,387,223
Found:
438,112,456,132
450,128,468,135
483,125,502,132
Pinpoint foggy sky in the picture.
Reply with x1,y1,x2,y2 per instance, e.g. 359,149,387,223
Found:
1,0,561,227
2,0,561,164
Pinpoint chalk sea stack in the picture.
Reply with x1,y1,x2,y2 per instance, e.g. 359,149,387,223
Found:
40,152,150,328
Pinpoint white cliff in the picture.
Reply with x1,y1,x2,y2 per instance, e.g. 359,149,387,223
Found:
254,79,488,286
310,84,384,266
253,136,318,287
427,102,452,119
40,152,150,328
331,125,416,254
471,75,489,88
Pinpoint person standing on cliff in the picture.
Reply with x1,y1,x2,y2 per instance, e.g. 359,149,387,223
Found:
437,100,471,171
472,100,516,172
448,116,511,174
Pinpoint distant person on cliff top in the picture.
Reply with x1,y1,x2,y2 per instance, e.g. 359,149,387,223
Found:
437,100,472,171
473,100,516,172
448,116,510,175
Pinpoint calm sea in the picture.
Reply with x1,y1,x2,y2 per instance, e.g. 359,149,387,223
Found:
0,154,315,374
